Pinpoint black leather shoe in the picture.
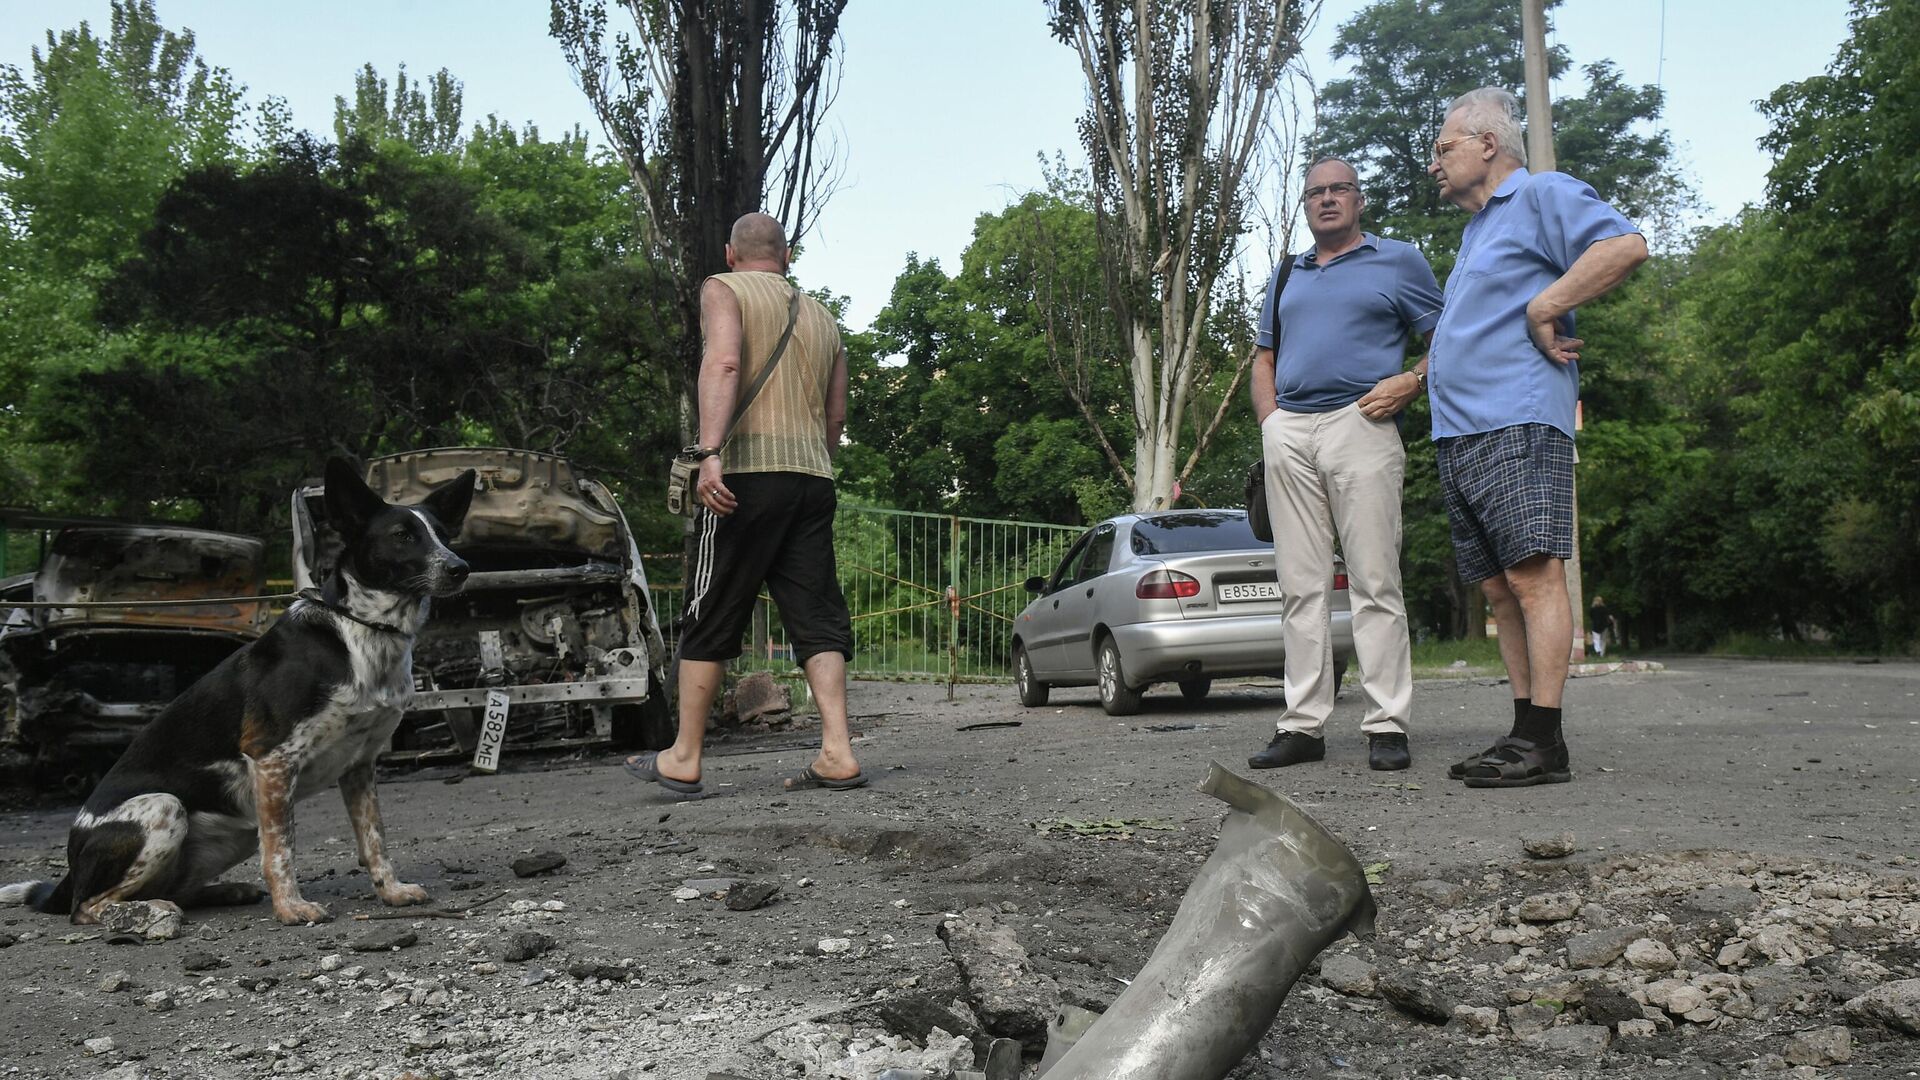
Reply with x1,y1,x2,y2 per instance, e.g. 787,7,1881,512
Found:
1247,731,1326,769
1368,733,1411,771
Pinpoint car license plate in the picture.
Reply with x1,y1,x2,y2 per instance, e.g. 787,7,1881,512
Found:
1217,581,1280,603
471,689,510,773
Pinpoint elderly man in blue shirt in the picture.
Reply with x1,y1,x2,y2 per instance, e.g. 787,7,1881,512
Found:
1246,156,1443,774
1426,87,1648,788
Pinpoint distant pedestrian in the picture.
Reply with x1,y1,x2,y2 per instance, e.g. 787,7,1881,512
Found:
1589,594,1617,657
1426,87,1648,788
623,212,865,798
1245,156,1443,774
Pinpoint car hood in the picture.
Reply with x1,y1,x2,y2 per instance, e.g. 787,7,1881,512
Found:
363,448,626,563
30,526,267,635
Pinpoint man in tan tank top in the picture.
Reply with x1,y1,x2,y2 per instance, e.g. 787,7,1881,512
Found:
624,212,863,797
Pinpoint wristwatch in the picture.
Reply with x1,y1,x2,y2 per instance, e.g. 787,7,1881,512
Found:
1411,369,1427,390
680,445,722,460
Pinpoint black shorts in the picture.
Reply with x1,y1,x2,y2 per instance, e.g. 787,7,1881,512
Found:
677,472,853,663
1435,423,1575,583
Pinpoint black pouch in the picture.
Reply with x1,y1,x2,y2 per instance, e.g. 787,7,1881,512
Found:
1245,459,1272,543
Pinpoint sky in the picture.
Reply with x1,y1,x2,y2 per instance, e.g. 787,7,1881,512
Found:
2,1,1857,332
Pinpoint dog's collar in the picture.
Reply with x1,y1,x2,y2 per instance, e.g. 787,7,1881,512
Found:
297,588,414,637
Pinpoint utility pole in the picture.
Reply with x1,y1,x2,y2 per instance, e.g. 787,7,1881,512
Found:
1519,0,1586,662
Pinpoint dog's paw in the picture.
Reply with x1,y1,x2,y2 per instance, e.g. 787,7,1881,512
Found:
378,882,430,907
273,898,332,925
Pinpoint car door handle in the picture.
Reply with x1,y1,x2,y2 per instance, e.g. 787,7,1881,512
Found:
1084,588,1095,597
1052,600,1060,609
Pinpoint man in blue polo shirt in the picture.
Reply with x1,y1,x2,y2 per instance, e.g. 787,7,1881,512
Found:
1426,87,1648,789
1246,156,1443,774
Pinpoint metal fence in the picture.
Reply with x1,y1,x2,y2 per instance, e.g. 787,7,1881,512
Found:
646,505,1082,687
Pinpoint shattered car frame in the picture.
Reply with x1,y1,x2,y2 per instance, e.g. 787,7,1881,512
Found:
291,448,672,765
0,521,268,790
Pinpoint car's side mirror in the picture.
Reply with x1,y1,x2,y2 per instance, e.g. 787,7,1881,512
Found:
1024,576,1047,594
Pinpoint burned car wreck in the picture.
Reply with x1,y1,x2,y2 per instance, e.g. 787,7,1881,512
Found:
0,522,268,790
292,448,672,765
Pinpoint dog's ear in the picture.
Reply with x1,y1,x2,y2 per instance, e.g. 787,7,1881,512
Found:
421,469,477,535
323,458,387,535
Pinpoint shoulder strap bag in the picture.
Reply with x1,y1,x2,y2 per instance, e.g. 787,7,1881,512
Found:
667,288,803,516
1245,255,1295,543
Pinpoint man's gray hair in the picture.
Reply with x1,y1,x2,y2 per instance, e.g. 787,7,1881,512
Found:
1303,154,1361,183
1445,87,1527,166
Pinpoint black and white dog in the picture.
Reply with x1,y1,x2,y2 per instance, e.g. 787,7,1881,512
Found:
0,459,475,926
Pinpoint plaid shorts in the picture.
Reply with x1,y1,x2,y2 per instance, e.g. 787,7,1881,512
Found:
1435,423,1575,583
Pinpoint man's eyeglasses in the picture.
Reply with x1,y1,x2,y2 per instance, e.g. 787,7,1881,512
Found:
1430,132,1484,161
1304,181,1359,200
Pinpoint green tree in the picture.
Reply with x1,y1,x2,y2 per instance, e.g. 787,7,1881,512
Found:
332,63,465,154
1044,0,1312,510
0,1,245,506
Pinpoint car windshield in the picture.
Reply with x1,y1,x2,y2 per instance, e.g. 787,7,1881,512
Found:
1130,512,1262,555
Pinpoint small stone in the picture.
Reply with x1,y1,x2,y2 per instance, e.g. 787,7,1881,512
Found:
1583,987,1643,1028
319,954,345,972
1844,978,1920,1035
1318,954,1378,997
1451,1005,1501,1034
725,881,780,912
348,928,417,953
671,887,701,902
1517,890,1583,923
181,949,227,972
1565,927,1641,969
1616,1018,1657,1038
84,1036,116,1055
540,900,567,912
1377,970,1454,1023
1407,879,1468,907
1715,939,1749,968
143,990,175,1012
1664,985,1708,1016
1527,1024,1611,1058
98,971,134,993
503,931,555,963
817,937,854,954
1522,832,1576,858
96,899,185,941
471,962,499,975
1624,938,1677,972
1783,1025,1853,1066
510,852,567,878
519,966,551,986
1506,1002,1558,1038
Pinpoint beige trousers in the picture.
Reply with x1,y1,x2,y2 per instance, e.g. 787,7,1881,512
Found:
1261,402,1413,737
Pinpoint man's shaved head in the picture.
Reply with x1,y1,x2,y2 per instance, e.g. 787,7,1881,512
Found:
729,212,787,262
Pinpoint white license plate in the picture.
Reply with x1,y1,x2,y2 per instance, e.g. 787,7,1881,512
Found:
1217,581,1281,603
471,689,510,773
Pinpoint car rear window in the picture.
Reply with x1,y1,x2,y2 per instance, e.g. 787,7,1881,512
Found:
1130,513,1262,555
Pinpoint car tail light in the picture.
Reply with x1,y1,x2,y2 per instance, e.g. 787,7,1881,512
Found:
1137,569,1201,599
1333,572,1349,591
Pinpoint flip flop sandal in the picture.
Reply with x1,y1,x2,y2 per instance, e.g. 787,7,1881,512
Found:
1447,743,1504,780
623,751,705,796
784,765,868,791
1460,736,1572,788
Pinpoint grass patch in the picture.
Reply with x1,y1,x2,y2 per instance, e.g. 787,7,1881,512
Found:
1411,635,1505,677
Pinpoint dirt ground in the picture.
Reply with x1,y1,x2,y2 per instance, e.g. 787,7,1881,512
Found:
2,656,1917,1079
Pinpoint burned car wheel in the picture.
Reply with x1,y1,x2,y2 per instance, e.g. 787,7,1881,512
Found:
1178,678,1212,704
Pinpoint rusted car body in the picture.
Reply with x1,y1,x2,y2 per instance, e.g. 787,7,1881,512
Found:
291,448,671,763
0,525,268,787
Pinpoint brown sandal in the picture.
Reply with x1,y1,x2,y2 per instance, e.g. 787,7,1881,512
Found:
1459,736,1571,788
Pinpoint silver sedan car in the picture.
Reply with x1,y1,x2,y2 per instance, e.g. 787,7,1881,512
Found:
1011,509,1355,715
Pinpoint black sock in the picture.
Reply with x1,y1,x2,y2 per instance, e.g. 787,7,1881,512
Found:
1509,698,1532,737
1517,704,1562,745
